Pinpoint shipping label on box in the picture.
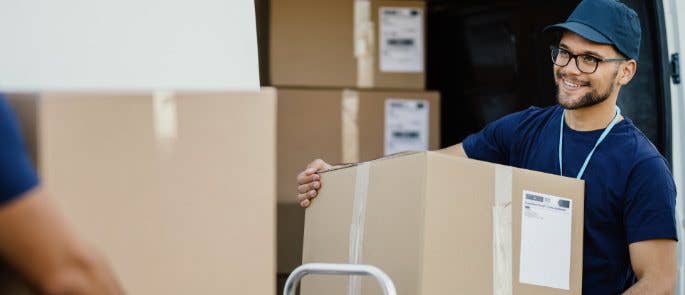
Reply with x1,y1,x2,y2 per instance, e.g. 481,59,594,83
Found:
384,98,429,155
379,7,424,73
520,191,574,290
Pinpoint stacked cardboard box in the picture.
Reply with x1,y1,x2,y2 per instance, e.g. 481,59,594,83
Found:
276,88,440,202
4,90,276,294
275,88,439,280
302,152,584,294
269,0,438,283
270,0,426,89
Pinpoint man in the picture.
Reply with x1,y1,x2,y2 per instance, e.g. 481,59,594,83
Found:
0,95,124,294
296,0,677,294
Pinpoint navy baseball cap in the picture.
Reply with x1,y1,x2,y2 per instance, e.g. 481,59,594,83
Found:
544,0,642,60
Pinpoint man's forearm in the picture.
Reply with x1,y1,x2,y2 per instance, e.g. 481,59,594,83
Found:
0,188,124,294
436,143,467,157
40,246,123,295
622,276,674,295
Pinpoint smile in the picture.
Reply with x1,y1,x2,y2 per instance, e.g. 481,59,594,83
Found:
560,78,586,90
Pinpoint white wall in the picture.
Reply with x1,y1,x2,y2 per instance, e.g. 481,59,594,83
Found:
0,0,259,91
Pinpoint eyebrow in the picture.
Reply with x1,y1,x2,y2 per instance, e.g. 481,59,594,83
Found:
558,43,606,59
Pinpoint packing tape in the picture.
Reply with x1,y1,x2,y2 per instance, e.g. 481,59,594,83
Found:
493,165,513,295
152,91,178,141
354,0,374,87
342,90,360,163
348,162,370,295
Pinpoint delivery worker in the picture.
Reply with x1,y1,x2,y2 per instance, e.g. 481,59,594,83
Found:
295,0,677,294
0,95,123,294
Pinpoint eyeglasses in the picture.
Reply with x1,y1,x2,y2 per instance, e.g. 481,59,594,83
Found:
550,46,628,74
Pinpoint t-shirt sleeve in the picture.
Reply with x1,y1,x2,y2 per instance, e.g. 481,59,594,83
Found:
0,95,40,205
623,156,678,243
462,107,538,165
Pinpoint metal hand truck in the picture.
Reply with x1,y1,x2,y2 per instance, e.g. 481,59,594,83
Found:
283,263,397,295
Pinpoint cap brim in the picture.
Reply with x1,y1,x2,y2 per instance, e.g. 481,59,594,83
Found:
544,22,612,45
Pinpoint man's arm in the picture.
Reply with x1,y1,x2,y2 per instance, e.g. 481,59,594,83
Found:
0,186,123,294
436,143,467,157
622,239,676,295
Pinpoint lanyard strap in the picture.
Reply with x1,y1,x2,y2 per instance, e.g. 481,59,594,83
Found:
558,106,621,179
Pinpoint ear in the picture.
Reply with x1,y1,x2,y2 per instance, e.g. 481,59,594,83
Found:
618,60,637,85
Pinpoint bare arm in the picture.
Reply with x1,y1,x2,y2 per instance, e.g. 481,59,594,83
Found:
0,187,123,295
622,239,676,295
436,143,467,157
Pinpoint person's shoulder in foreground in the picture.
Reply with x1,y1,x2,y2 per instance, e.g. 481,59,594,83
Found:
0,95,39,205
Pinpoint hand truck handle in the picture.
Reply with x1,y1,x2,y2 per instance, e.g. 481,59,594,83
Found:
283,263,397,295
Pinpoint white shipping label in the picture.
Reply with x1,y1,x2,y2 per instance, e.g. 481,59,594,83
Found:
519,191,573,290
379,7,424,73
384,99,429,155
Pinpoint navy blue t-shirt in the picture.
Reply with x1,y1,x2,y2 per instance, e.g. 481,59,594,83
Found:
463,105,677,294
0,95,39,205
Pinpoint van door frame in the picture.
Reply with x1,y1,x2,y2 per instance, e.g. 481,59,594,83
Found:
660,0,685,292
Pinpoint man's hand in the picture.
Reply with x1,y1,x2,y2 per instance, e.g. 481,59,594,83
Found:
0,187,124,294
622,239,676,295
296,159,331,208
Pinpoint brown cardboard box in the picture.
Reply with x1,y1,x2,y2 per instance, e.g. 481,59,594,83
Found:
270,0,425,89
277,88,440,203
4,90,276,294
302,151,584,294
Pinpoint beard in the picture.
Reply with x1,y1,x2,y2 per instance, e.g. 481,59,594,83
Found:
554,68,617,110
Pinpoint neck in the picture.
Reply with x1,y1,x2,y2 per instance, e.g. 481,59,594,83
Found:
564,98,621,131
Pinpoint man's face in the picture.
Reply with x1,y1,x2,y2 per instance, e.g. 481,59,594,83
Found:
553,32,623,110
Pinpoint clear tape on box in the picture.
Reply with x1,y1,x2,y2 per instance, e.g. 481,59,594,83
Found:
494,165,514,295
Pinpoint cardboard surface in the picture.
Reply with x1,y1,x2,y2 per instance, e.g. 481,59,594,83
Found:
302,151,584,294
277,88,440,203
5,90,276,294
270,0,425,89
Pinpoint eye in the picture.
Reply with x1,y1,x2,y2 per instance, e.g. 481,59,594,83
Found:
581,55,599,64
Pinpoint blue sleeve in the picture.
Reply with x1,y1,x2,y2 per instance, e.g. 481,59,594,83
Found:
462,107,538,165
0,95,40,205
623,157,678,243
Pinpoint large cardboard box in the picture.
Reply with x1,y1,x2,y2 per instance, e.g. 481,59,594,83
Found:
302,151,584,294
277,88,440,203
3,90,276,294
270,0,425,89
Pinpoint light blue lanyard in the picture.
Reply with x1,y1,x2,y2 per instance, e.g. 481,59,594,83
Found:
558,106,621,179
